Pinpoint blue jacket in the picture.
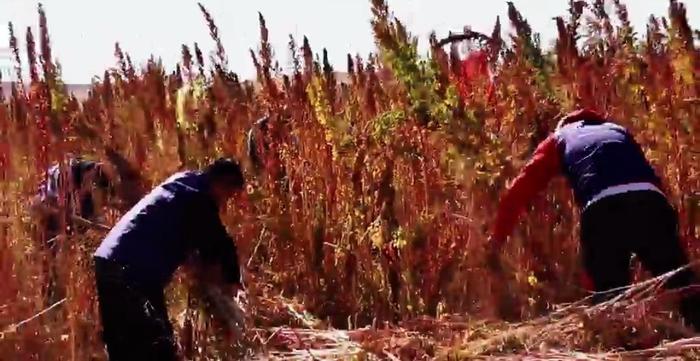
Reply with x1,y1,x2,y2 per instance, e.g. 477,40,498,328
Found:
94,171,241,289
555,120,661,206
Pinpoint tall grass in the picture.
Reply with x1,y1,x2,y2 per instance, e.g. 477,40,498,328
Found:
0,0,697,359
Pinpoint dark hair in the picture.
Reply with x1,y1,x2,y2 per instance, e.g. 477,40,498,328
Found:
556,109,607,131
69,159,113,219
71,160,111,190
71,160,94,186
205,158,245,189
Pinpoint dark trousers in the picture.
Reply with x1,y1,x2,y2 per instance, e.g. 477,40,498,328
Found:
581,190,700,330
39,216,63,307
39,214,89,306
94,257,178,361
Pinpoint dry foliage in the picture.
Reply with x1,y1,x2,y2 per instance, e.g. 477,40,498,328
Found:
0,0,698,359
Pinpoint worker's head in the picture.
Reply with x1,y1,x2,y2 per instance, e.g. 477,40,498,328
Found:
71,160,111,191
205,158,245,205
70,159,113,219
555,109,607,131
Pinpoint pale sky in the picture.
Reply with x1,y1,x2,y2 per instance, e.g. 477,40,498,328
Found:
0,0,698,84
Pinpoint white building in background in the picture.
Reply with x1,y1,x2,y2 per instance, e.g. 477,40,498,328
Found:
0,47,18,82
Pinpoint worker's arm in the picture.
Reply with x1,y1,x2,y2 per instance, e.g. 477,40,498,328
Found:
491,135,562,247
29,182,61,218
194,198,242,287
30,195,60,218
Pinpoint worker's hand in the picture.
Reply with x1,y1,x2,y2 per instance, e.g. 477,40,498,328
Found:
30,197,60,218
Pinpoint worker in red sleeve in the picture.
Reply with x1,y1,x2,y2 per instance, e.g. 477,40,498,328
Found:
457,50,495,102
489,109,700,331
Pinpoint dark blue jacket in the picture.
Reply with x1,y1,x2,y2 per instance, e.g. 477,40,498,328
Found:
94,171,241,289
554,120,661,206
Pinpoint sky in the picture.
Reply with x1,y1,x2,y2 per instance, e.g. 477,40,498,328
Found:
0,0,698,84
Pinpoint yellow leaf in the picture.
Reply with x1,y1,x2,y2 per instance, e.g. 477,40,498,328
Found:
528,272,538,287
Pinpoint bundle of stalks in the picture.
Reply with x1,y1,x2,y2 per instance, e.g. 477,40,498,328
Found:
444,269,697,359
251,328,366,360
183,267,698,360
200,286,248,341
345,268,700,360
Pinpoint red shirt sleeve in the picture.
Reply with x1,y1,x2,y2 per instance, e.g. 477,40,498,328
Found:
492,135,562,245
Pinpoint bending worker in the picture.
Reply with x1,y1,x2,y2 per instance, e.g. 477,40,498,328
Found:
32,157,112,305
93,158,245,360
490,109,700,330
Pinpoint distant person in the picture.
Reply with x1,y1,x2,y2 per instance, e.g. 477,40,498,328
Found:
246,115,296,196
93,158,245,361
31,157,112,304
489,109,700,330
457,49,495,101
246,116,271,174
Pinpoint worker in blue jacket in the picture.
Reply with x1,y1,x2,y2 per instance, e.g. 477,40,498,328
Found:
32,157,113,305
93,158,245,361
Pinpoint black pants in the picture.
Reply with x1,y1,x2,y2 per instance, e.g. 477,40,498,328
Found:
581,190,700,330
94,257,177,361
39,214,89,306
39,215,62,307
